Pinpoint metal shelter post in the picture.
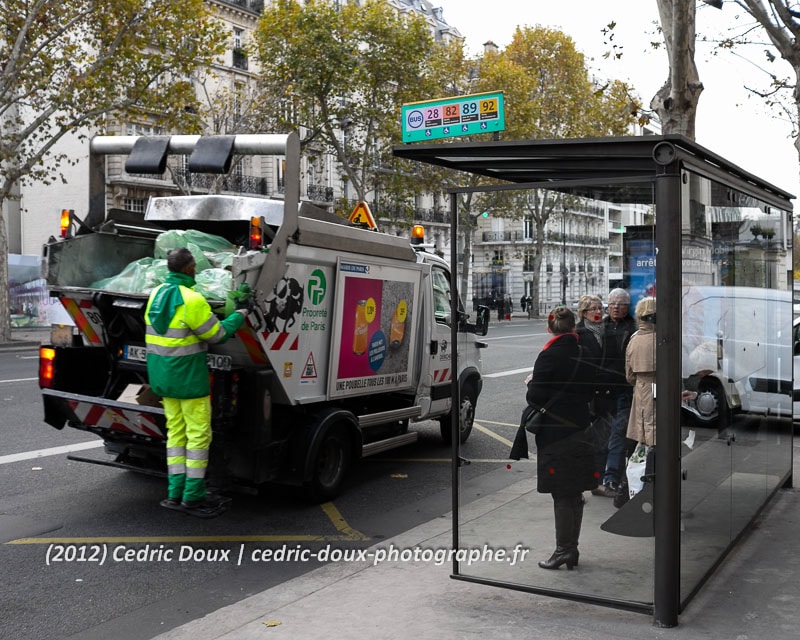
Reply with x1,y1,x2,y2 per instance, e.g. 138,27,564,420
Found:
653,142,682,628
449,191,461,574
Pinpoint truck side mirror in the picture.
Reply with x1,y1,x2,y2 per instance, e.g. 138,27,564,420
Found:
474,305,490,336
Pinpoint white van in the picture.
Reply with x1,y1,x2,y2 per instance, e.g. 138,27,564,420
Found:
682,285,792,428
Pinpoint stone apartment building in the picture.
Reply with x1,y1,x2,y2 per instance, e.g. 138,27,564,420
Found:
5,0,683,320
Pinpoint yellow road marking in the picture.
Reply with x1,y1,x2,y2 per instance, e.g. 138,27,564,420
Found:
7,535,362,545
369,458,451,463
474,418,517,428
7,504,370,545
320,502,368,541
368,458,527,464
472,421,514,448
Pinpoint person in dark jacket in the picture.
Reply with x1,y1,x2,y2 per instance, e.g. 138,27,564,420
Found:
526,305,597,570
575,294,609,488
596,288,637,496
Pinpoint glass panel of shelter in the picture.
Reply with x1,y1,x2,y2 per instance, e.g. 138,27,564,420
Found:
453,175,792,611
678,170,793,606
455,186,657,610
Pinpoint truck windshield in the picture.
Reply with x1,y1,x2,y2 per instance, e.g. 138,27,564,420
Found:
431,267,452,323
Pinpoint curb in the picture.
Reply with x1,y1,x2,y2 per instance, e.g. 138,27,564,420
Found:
0,340,41,351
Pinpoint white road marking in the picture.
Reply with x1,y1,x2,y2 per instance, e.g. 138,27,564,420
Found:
0,377,38,384
483,367,530,378
480,333,546,341
0,441,104,466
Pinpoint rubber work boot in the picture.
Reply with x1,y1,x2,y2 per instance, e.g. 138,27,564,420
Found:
159,497,183,512
538,497,578,570
179,494,231,519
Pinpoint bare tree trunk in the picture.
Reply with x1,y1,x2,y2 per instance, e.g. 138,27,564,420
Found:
460,231,472,311
652,0,703,138
529,234,545,317
0,201,11,342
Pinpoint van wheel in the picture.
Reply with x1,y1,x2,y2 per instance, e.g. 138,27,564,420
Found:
440,381,476,445
694,378,729,431
305,425,351,502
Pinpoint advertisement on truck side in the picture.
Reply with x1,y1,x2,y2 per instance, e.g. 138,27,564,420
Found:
329,259,421,399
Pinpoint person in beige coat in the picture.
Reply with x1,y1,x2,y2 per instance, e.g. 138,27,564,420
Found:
625,297,656,447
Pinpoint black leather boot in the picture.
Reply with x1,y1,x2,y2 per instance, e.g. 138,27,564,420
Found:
571,495,585,567
539,497,578,570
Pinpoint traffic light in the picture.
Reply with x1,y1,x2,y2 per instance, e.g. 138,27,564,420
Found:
481,211,489,218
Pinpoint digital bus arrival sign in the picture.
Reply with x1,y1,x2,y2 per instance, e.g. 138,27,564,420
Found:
401,91,505,143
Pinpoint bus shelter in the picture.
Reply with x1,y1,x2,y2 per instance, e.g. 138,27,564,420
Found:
393,135,794,627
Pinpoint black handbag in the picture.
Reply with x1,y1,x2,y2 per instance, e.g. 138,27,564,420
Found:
523,404,547,434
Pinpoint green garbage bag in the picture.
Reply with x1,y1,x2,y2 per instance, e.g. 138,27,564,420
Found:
155,229,234,258
91,257,155,293
194,268,233,302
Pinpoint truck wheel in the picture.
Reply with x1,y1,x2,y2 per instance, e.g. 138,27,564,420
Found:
440,381,476,445
305,425,351,502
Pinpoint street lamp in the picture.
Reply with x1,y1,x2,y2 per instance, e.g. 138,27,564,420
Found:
339,117,353,205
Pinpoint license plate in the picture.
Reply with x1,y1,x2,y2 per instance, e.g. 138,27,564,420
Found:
124,345,147,362
124,345,232,371
206,353,232,371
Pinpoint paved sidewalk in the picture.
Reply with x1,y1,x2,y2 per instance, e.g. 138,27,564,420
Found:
152,479,800,640
0,327,49,351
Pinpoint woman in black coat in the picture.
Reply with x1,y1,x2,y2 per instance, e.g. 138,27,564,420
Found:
527,305,597,570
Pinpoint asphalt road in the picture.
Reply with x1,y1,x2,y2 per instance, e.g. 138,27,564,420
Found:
0,318,549,640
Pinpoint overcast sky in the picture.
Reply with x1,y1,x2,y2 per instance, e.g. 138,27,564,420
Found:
434,0,799,199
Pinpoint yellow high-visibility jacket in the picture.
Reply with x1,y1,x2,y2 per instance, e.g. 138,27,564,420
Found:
145,273,243,399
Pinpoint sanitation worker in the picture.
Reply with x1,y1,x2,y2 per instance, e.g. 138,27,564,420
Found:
145,247,246,518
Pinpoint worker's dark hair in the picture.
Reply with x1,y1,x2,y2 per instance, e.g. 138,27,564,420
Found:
167,247,195,273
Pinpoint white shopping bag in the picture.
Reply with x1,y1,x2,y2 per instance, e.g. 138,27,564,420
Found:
626,443,650,498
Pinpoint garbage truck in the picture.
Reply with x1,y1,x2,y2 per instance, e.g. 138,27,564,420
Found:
38,132,489,499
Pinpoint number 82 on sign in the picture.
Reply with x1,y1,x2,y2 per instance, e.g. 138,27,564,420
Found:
401,91,504,143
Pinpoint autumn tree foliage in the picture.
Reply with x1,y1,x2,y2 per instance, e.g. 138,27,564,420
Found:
469,27,640,313
0,0,227,341
252,0,436,210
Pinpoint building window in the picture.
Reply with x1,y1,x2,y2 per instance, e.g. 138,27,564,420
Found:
127,123,162,137
232,28,248,70
276,157,286,192
523,216,534,240
124,198,147,213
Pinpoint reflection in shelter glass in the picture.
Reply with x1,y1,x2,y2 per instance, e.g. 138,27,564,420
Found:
453,174,792,614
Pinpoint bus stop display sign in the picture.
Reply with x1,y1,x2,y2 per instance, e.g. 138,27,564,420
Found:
401,92,505,143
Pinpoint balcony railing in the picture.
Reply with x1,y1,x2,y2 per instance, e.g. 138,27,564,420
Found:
481,230,525,242
221,0,264,13
307,185,334,202
173,168,268,196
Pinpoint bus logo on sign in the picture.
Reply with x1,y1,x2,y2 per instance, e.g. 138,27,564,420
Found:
406,110,424,129
401,91,505,143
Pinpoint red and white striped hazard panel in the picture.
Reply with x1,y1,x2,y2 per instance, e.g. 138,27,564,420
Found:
60,296,103,344
260,332,299,351
67,400,164,438
433,368,451,384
